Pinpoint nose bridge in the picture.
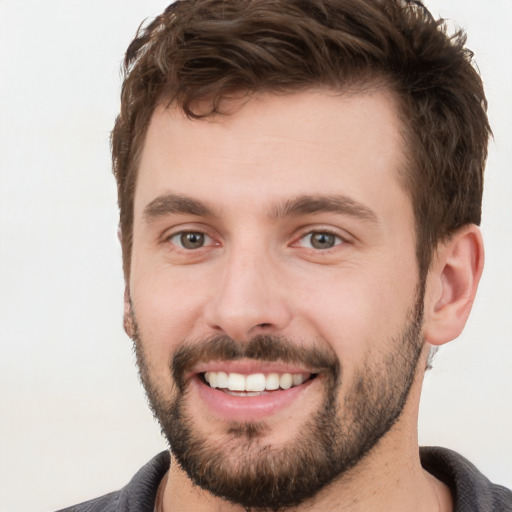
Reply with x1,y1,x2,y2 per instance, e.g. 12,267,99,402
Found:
205,237,291,341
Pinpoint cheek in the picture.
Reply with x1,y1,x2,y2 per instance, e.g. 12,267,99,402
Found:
129,270,206,357
295,262,418,363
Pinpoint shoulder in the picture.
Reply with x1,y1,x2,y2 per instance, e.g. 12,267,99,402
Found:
55,451,170,512
56,490,121,512
420,446,512,512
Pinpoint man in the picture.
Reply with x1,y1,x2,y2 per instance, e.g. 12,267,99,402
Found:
59,0,511,510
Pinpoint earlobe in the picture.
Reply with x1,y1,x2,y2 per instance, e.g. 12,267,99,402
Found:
423,225,484,346
123,285,135,338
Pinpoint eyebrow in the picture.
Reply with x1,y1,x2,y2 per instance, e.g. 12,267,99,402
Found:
143,193,214,221
143,192,378,224
268,194,378,223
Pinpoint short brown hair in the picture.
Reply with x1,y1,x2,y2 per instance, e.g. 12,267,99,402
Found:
112,0,490,280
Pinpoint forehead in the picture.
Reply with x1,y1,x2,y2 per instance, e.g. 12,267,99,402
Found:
135,89,409,221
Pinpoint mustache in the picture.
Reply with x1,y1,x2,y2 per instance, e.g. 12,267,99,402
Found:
172,334,340,392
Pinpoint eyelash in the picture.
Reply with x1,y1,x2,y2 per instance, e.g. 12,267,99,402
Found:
165,229,346,249
294,228,346,251
166,230,216,250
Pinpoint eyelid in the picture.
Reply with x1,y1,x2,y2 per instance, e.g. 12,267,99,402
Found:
162,224,220,248
169,231,214,249
292,226,352,249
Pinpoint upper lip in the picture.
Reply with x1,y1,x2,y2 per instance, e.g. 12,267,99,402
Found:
188,359,316,378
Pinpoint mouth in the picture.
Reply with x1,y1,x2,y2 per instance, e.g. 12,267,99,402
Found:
202,371,316,396
189,363,320,422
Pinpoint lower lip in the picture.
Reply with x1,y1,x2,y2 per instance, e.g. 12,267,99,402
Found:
192,376,316,422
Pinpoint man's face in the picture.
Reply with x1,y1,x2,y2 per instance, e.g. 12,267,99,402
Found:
127,90,425,508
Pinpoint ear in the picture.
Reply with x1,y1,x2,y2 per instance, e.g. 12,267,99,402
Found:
123,285,135,338
423,224,484,346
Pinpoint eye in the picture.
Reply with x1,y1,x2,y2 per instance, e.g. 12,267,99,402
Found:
169,231,213,250
298,231,343,250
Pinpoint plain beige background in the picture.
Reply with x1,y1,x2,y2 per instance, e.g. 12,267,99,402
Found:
0,1,511,511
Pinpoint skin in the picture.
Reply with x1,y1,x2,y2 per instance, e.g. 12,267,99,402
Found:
125,89,483,511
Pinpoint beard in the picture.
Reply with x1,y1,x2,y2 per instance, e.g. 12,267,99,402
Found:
131,290,425,511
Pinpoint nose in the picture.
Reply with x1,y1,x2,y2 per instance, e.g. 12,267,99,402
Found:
203,246,293,342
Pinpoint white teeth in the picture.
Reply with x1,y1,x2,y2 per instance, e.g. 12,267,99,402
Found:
293,374,305,386
279,373,293,390
266,373,280,390
245,373,266,392
203,371,310,392
216,371,229,388
227,373,246,391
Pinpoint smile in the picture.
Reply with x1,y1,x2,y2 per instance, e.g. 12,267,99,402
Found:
203,371,312,394
191,365,320,421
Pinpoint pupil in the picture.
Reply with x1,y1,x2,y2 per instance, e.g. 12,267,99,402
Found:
312,232,334,249
181,232,204,249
